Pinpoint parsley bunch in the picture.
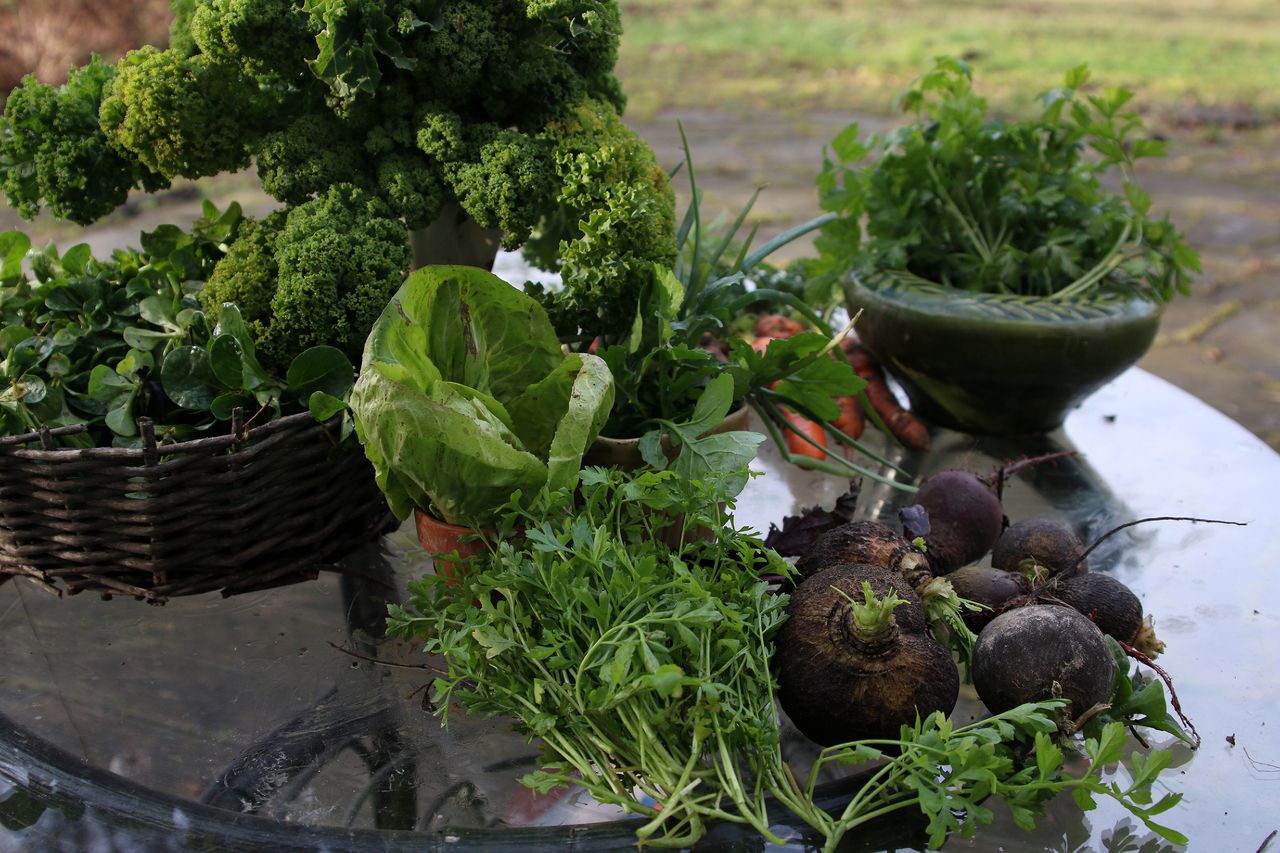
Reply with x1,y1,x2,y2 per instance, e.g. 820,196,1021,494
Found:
816,58,1201,302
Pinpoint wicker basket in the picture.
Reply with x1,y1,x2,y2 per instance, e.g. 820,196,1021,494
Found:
0,411,395,602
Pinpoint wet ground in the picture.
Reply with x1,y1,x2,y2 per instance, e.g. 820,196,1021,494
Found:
6,109,1275,450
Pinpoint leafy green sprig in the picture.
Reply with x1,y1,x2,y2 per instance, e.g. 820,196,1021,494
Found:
816,58,1201,302
389,465,804,846
1085,636,1197,748
807,703,1187,851
594,129,914,487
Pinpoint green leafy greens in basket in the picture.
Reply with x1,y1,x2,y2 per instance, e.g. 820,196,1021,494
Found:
815,58,1200,302
0,203,354,448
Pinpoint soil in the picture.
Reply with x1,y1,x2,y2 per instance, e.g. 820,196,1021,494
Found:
3,109,1274,450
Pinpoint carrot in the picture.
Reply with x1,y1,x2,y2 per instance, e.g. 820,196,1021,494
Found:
842,342,931,451
754,314,806,339
830,395,865,439
782,407,829,459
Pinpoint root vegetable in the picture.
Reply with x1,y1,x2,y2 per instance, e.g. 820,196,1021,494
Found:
782,408,829,459
795,521,930,586
830,395,865,439
902,468,1005,575
992,518,1088,579
1046,573,1165,658
754,314,806,339
842,342,931,451
777,568,958,745
972,606,1115,716
944,566,1032,631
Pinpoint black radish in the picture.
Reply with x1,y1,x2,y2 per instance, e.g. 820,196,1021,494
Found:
776,566,958,746
901,468,1005,574
972,606,1115,716
795,520,930,585
944,566,1032,631
992,518,1088,579
1046,573,1165,658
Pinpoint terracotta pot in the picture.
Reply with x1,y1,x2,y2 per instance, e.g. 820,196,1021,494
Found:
844,272,1162,435
583,404,752,469
413,507,495,582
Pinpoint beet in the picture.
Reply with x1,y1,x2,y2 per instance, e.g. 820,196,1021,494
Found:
944,566,1032,631
795,521,931,585
905,469,1005,574
971,606,1115,716
992,518,1088,579
777,568,958,745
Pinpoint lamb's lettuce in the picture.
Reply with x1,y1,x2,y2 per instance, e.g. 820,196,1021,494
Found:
350,265,613,526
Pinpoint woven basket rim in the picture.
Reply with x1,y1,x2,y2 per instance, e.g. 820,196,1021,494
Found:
0,410,334,461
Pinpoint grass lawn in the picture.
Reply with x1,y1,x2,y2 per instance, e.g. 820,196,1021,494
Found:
615,0,1280,121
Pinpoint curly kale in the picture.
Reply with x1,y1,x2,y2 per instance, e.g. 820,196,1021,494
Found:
443,128,557,247
98,46,261,178
0,58,169,225
1,0,675,351
198,210,286,349
532,100,677,339
199,188,409,372
189,0,313,79
255,113,374,206
264,184,410,369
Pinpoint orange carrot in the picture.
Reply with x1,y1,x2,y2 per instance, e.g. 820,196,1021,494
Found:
843,342,931,451
754,314,806,339
782,407,828,459
752,335,777,354
830,395,865,439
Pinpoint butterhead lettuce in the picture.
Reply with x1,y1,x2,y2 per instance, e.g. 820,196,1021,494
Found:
350,266,614,526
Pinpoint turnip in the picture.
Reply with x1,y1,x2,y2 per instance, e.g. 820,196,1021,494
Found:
776,566,958,746
991,518,1088,579
795,520,931,586
971,606,1114,717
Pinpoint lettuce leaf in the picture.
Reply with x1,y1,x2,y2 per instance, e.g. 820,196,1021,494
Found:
351,265,614,526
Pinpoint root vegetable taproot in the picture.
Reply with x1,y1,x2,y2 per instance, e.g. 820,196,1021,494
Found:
776,566,958,746
971,605,1115,717
795,520,929,585
754,314,806,339
842,342,931,451
901,468,1006,575
1044,573,1165,658
992,518,1088,579
944,565,1032,631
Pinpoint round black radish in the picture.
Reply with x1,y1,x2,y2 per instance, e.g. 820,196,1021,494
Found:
972,606,1115,716
796,521,931,585
1046,573,1145,646
777,566,958,745
791,564,929,634
910,469,1004,574
944,566,1032,631
992,518,1088,579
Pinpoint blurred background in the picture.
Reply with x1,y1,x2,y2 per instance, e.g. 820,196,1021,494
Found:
1,0,1276,446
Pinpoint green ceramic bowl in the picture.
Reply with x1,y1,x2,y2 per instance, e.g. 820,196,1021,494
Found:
843,272,1163,435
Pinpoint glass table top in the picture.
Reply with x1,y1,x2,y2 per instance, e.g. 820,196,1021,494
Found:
1,368,1275,852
